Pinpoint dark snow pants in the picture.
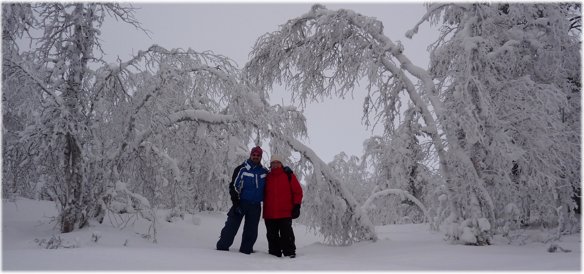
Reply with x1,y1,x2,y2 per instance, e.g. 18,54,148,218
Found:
264,218,296,257
216,201,261,254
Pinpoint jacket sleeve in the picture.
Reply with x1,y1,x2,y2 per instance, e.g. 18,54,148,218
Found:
229,165,243,198
290,174,303,205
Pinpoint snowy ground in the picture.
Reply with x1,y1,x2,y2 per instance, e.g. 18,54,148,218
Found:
2,198,580,271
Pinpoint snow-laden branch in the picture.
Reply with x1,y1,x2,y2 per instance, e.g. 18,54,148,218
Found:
110,79,166,167
279,135,378,243
405,3,450,39
315,6,464,221
141,142,182,183
319,5,496,222
5,57,65,108
117,108,238,164
109,48,243,166
167,110,237,125
362,188,431,225
103,181,157,242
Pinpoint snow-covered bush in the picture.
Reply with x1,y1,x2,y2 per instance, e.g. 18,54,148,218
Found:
91,231,102,243
34,235,79,249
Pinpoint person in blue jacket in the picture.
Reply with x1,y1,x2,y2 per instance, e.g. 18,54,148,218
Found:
216,146,268,254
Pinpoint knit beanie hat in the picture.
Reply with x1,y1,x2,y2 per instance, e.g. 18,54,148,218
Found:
270,154,284,164
250,146,263,156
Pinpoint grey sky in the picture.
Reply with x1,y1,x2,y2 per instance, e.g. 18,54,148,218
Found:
100,2,437,162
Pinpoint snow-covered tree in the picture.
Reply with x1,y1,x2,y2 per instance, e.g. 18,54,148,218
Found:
2,3,151,233
244,3,454,244
362,107,435,226
245,3,580,245
415,3,581,243
2,4,40,200
5,2,579,247
2,3,311,237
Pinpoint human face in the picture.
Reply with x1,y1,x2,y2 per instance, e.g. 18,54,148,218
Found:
270,161,282,170
250,152,262,165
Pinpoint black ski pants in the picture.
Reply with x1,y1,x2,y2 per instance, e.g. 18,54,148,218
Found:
264,218,296,257
216,201,261,254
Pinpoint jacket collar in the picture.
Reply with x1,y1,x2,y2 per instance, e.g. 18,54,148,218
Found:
270,166,284,174
245,159,262,170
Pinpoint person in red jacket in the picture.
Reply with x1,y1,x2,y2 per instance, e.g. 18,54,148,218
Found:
263,154,303,258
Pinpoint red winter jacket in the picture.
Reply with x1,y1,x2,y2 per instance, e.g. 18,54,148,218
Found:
263,167,303,219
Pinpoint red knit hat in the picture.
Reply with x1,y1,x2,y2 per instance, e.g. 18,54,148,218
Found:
250,146,263,156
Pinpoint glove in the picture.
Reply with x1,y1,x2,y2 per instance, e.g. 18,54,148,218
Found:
234,206,243,215
291,204,301,219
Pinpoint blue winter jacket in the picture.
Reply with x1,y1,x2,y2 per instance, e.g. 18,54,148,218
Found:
233,159,268,204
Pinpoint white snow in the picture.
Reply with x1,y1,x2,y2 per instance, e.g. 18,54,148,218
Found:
2,198,580,271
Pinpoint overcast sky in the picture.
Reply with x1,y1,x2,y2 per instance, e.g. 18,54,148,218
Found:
99,2,438,163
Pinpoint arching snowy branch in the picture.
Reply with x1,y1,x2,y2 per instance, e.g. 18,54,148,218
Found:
244,3,492,236
279,135,378,243
362,188,431,226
